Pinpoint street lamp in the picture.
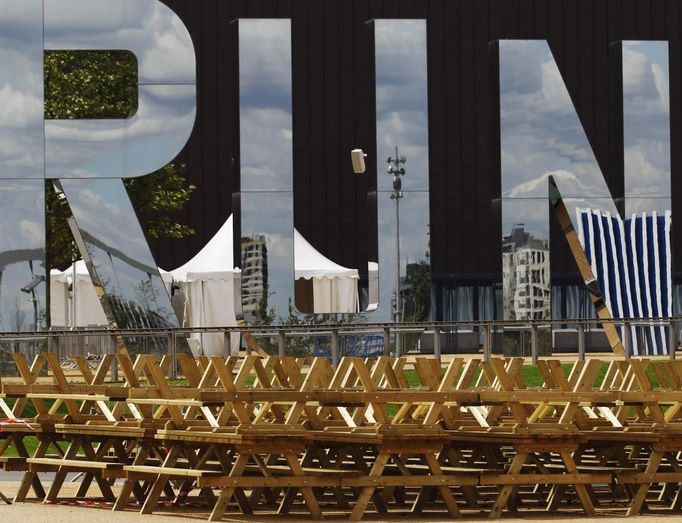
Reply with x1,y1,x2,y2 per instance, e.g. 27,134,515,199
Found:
387,146,406,356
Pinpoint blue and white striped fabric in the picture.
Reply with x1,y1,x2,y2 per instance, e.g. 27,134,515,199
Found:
577,208,672,356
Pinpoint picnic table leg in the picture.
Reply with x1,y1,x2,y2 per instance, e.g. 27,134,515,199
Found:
113,442,153,511
14,438,51,502
81,438,116,501
208,453,250,522
349,453,390,521
140,446,182,514
348,447,387,513
424,452,460,517
45,438,83,502
489,451,528,519
0,489,10,504
627,450,664,516
558,450,596,516
283,452,323,519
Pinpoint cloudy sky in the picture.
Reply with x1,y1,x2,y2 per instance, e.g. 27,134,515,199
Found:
500,39,671,229
623,41,670,213
0,180,44,331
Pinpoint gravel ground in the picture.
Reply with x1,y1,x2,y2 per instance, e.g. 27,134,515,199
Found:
0,481,680,523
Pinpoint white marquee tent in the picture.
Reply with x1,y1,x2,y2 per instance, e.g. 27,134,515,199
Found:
294,229,359,313
50,215,361,356
169,215,241,357
50,260,108,327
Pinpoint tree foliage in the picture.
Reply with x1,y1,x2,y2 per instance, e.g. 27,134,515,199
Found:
44,50,195,268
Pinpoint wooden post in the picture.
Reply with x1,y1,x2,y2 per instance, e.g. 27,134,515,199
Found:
278,330,286,357
531,324,538,364
483,323,492,362
623,321,631,359
669,322,676,360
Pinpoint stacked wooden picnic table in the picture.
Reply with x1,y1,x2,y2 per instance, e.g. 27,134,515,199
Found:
3,351,682,520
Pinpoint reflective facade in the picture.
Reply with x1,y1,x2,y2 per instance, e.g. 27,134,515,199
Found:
0,0,196,333
236,19,297,322
500,40,617,321
371,19,430,323
622,41,671,216
0,1,679,339
0,1,45,331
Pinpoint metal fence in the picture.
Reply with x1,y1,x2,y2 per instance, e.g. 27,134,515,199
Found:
0,316,680,378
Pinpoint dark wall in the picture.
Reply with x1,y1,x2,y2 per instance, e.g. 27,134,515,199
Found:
155,0,681,284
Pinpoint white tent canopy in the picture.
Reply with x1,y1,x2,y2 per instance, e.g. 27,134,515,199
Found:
50,259,108,327
294,229,359,313
169,215,240,357
50,215,361,356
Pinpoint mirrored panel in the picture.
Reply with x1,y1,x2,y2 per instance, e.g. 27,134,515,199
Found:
44,0,196,180
59,178,179,329
374,190,431,323
501,199,550,320
45,85,195,179
44,0,195,85
0,180,45,331
371,19,430,321
500,41,614,199
0,0,44,180
623,41,671,213
626,197,671,216
239,19,292,193
238,191,294,323
499,40,620,320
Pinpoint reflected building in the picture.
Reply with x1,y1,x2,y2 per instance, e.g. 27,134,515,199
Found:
240,235,268,317
502,224,550,320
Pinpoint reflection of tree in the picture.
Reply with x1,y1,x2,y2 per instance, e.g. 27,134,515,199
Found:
400,260,432,353
401,261,431,323
10,296,27,332
44,50,195,270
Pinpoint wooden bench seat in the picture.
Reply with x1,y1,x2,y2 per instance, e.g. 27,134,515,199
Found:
123,464,224,478
27,457,126,476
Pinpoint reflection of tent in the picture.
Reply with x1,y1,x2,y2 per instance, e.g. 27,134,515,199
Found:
169,215,240,357
50,215,362,356
50,260,108,327
294,230,359,314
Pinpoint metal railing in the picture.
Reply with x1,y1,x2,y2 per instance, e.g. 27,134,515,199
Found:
0,316,680,377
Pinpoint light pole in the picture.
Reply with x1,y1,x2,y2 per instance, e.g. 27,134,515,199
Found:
387,146,406,356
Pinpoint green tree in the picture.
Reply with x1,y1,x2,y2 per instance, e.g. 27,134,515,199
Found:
44,50,195,268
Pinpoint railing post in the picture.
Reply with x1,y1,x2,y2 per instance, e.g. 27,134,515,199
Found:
530,324,538,364
669,321,676,360
331,329,339,368
223,330,231,357
623,321,631,360
383,327,391,357
168,332,177,379
433,327,441,362
483,323,492,362
578,323,586,361
278,330,286,357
